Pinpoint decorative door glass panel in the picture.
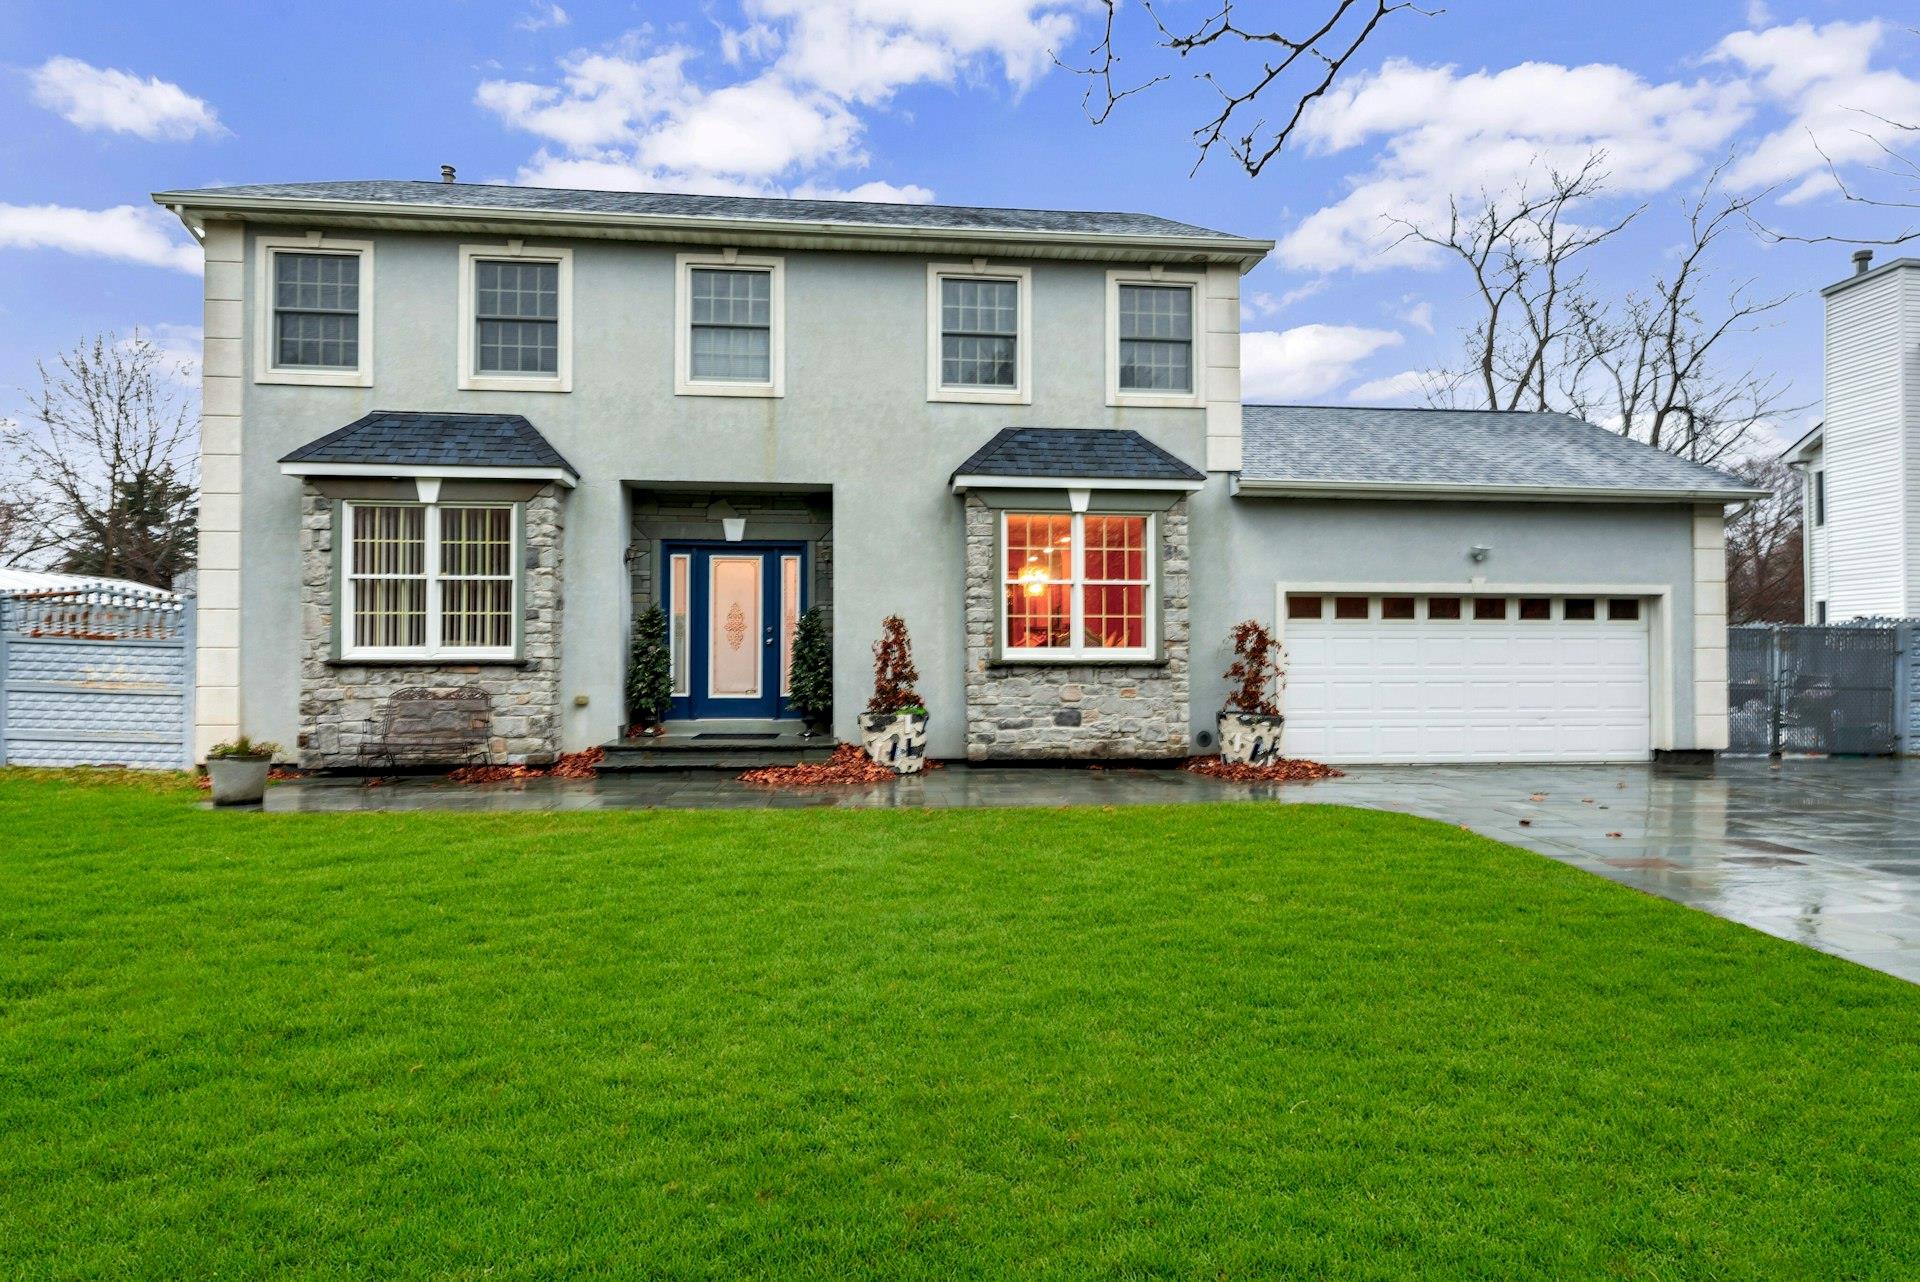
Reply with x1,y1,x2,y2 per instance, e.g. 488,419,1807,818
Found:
669,554,691,696
708,556,762,697
780,555,801,696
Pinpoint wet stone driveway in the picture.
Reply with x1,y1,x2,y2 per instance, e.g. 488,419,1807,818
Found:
264,756,1920,985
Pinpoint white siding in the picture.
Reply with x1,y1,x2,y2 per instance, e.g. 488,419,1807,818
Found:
1821,265,1912,619
1906,267,1920,612
1805,465,1829,618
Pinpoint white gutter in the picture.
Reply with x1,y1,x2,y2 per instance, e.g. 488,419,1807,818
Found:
952,474,1205,494
1230,476,1769,504
151,190,1276,269
281,461,578,488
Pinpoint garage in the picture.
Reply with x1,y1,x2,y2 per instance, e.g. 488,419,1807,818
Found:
1280,591,1653,764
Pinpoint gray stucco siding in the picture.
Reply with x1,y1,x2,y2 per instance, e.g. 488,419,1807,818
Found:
1185,494,1705,749
236,228,1209,759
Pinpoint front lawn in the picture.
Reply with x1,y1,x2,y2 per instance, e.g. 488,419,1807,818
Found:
2,771,1916,1279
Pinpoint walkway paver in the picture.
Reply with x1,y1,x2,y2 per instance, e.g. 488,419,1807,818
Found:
264,757,1920,984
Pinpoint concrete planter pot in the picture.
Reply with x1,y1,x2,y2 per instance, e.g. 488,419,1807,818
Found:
1218,711,1286,767
860,711,929,774
207,757,271,806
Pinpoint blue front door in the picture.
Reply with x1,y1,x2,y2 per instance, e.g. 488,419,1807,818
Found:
664,543,806,721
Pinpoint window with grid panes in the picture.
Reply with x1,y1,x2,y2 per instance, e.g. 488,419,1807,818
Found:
273,252,360,368
344,504,517,658
1117,284,1193,392
941,277,1018,388
1003,512,1153,658
474,260,559,374
689,268,772,381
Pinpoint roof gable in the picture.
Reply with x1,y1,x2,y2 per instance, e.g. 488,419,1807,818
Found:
280,411,577,481
952,427,1205,489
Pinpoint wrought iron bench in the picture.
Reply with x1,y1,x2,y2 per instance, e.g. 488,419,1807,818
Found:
362,687,493,768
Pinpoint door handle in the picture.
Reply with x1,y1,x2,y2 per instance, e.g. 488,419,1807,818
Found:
764,627,775,645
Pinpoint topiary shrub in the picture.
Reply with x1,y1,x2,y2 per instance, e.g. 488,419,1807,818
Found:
789,606,833,733
866,614,924,716
626,604,673,732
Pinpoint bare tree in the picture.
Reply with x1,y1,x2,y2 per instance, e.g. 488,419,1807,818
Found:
1389,155,1638,413
0,425,54,567
1756,112,1919,248
1416,158,1800,464
1725,456,1804,623
15,333,198,587
1059,0,1437,177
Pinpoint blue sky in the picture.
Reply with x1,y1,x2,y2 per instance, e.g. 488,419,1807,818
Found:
2,0,1916,448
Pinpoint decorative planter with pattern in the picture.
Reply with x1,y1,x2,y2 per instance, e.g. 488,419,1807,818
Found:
1217,711,1286,767
207,757,271,806
860,711,929,774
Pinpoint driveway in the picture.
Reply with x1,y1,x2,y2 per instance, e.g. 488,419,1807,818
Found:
1298,757,1920,984
267,755,1920,984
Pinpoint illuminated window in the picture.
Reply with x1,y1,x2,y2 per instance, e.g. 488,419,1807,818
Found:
1003,512,1153,659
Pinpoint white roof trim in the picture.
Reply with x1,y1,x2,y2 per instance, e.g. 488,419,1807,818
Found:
154,191,1275,269
1781,423,1823,464
951,473,1205,494
281,461,577,488
1231,477,1766,504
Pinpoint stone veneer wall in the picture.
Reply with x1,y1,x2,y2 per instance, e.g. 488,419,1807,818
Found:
962,494,1190,760
297,482,566,768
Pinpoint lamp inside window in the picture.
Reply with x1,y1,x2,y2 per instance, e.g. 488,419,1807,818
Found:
1003,512,1152,657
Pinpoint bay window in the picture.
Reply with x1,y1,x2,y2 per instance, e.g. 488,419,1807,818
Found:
342,502,518,659
1003,511,1154,659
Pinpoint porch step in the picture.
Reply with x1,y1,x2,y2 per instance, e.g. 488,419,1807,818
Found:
600,725,836,771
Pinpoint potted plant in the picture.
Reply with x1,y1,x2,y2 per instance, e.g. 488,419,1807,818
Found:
789,605,833,735
859,614,928,773
205,736,279,806
1218,619,1286,766
626,604,673,736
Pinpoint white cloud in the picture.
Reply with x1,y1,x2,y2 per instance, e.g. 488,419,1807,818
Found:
0,204,200,273
790,179,936,203
1712,20,1920,200
126,324,203,387
1348,369,1430,403
28,56,224,141
1744,0,1773,26
1277,57,1750,272
517,1,569,32
1242,325,1403,401
1397,298,1434,333
479,4,1078,197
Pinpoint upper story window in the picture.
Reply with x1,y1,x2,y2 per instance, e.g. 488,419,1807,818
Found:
341,501,518,660
927,263,1031,404
676,253,784,397
1002,511,1154,660
459,245,572,392
1107,270,1203,407
255,236,373,387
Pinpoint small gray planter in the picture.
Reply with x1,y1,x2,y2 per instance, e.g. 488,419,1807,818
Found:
1218,711,1286,767
207,757,271,806
860,711,929,774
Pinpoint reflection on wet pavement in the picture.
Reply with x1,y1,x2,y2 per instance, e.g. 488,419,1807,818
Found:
261,756,1920,984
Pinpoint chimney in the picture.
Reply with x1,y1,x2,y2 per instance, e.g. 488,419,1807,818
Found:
1852,248,1874,276
440,164,456,184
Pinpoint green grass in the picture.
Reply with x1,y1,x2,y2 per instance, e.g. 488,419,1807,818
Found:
2,770,1917,1280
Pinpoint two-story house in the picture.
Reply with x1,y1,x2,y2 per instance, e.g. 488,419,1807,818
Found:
154,178,1757,767
1787,252,1920,623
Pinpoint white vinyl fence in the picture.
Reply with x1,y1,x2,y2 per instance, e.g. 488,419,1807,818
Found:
0,585,193,769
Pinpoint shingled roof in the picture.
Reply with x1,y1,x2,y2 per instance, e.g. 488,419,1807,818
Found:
280,411,577,481
1239,406,1764,501
155,180,1259,245
951,428,1205,489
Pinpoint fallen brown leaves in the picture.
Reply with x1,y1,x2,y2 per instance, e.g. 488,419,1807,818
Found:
1184,755,1343,783
739,743,938,787
447,747,605,785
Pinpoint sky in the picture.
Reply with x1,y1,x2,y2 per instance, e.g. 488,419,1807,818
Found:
1,0,1916,452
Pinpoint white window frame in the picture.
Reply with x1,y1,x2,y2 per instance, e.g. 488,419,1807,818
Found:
1000,510,1155,662
675,252,785,398
254,235,374,387
1106,268,1204,408
339,501,521,662
928,262,1032,405
458,243,573,393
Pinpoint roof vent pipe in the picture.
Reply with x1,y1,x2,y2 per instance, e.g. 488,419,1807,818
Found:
1853,248,1874,275
440,164,456,184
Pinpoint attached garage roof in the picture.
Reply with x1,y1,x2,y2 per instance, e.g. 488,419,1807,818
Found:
1238,405,1765,503
951,427,1206,491
279,410,577,484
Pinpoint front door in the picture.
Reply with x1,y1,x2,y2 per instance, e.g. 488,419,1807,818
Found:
664,543,806,721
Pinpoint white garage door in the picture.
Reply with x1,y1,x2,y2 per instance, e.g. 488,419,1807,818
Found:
1282,591,1652,764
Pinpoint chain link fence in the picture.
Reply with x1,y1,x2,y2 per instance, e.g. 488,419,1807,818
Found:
1728,622,1912,756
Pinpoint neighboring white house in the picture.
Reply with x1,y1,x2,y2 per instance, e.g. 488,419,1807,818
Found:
1788,252,1920,623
